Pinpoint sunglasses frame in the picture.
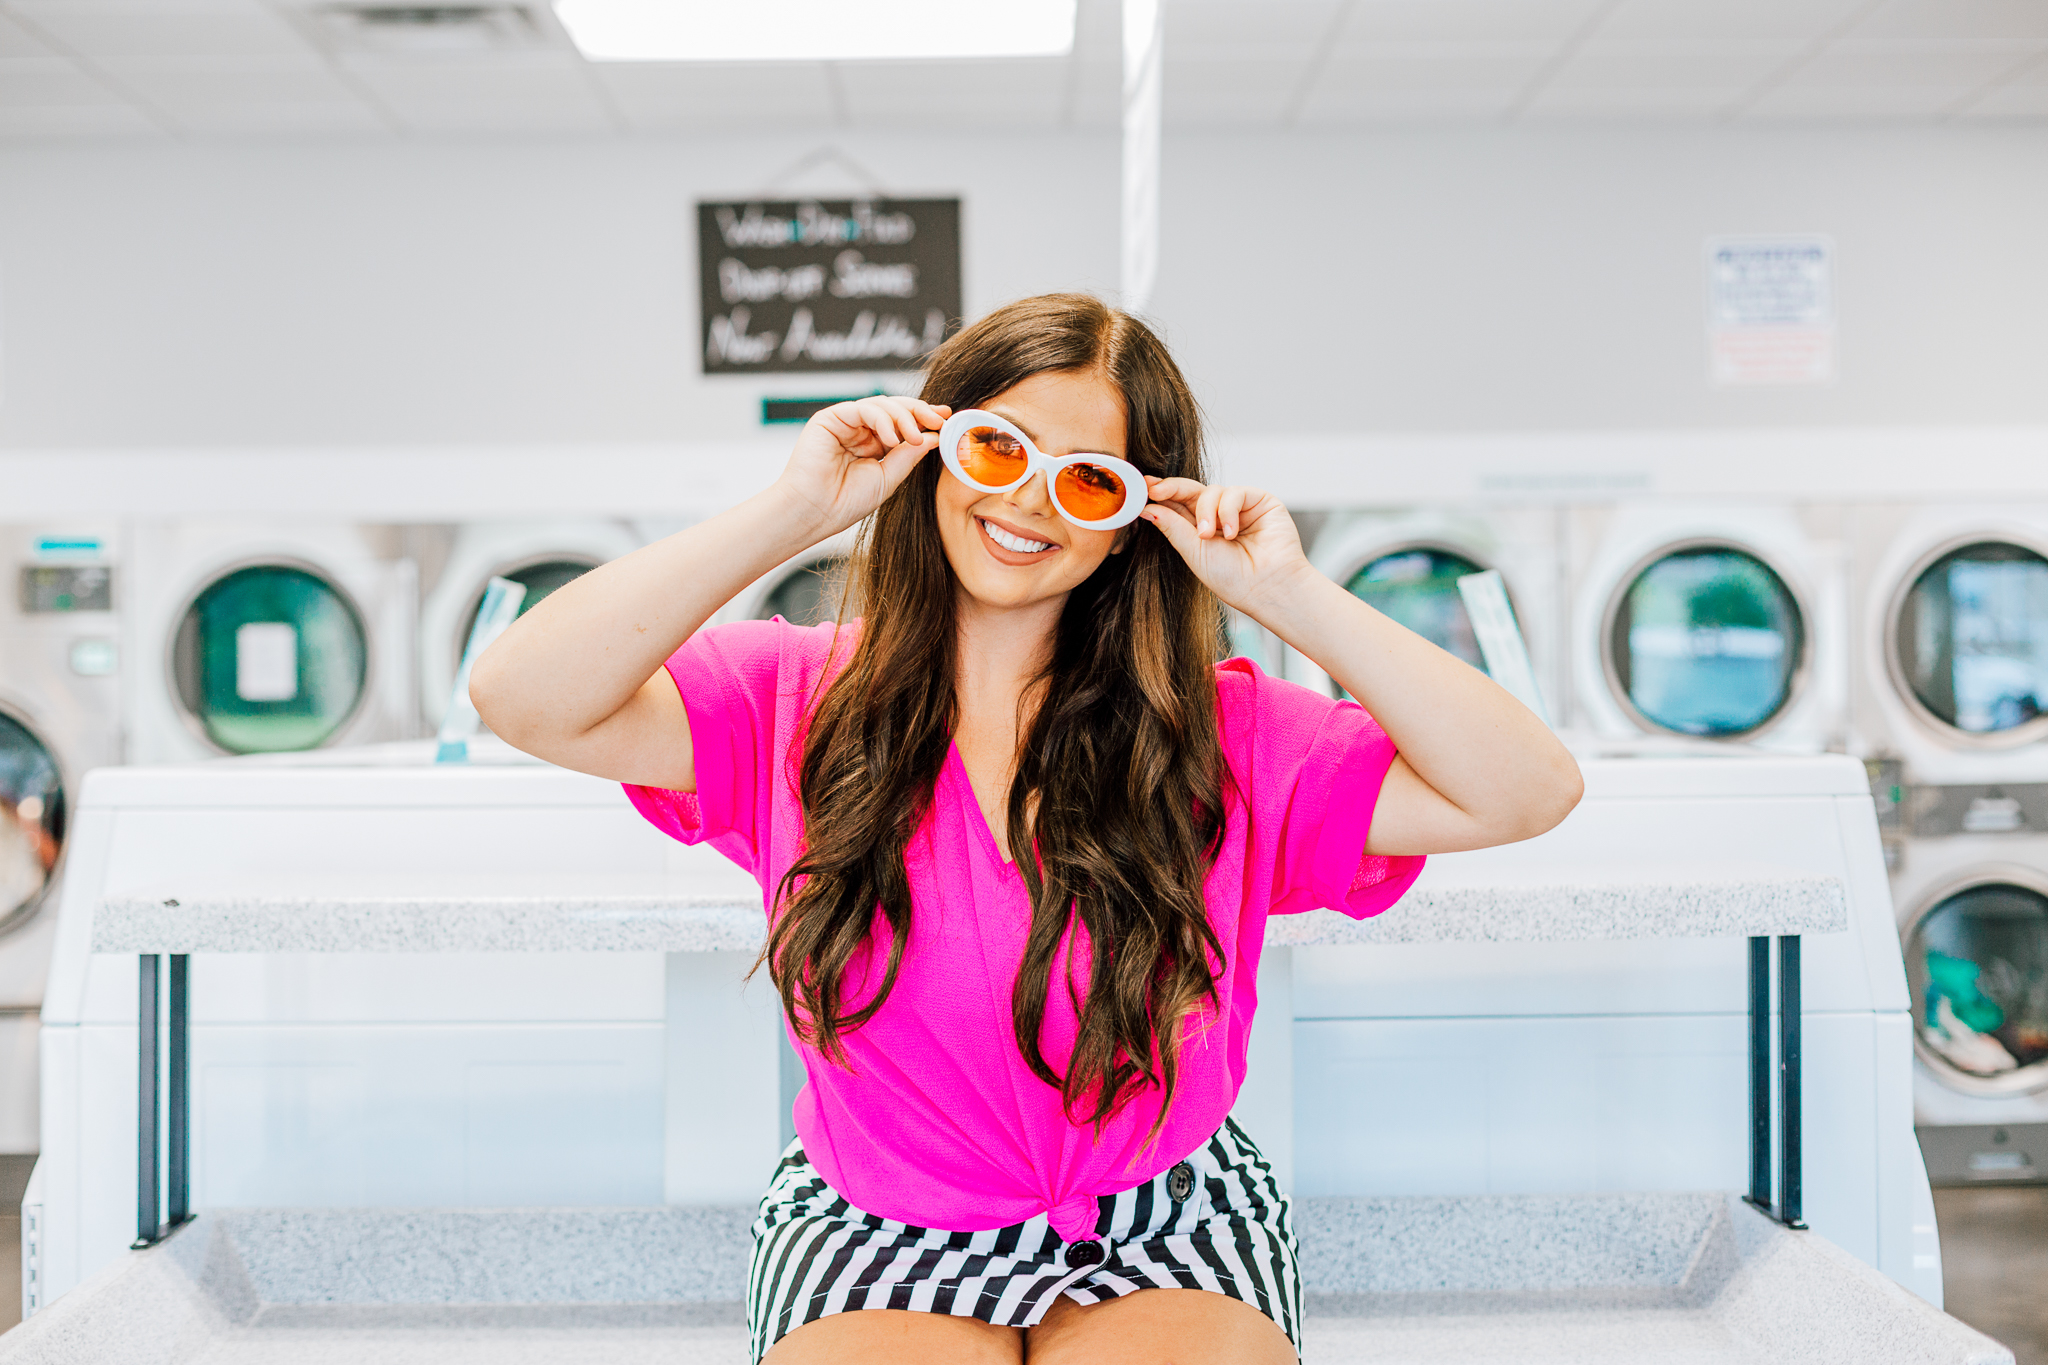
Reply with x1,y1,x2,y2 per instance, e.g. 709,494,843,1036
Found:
937,409,1149,531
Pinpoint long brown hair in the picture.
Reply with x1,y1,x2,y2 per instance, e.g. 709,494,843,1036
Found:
764,293,1229,1130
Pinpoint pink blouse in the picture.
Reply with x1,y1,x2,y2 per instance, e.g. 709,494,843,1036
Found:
625,618,1421,1241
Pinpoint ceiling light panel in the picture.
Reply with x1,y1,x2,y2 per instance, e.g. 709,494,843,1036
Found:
553,0,1076,62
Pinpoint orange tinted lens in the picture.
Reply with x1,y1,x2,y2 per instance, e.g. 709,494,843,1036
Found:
957,427,1029,486
1054,462,1128,522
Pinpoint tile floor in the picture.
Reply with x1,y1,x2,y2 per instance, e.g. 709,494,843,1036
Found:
1934,1185,2048,1365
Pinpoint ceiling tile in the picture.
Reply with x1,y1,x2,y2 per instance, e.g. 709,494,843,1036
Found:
0,101,158,133
1166,0,1344,61
0,10,59,57
91,56,387,131
1305,42,1555,95
1541,39,1803,89
1955,83,2048,117
1296,85,1520,124
343,55,611,132
9,0,314,60
1520,85,1750,117
593,61,836,132
1844,0,2048,44
0,54,122,103
1953,50,2048,117
1592,0,1871,43
1164,55,1304,127
836,56,1065,129
1336,0,1607,46
1780,38,2038,89
1740,83,1971,118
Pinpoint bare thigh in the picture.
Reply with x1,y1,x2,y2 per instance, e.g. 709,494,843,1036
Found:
763,1308,1024,1365
1026,1287,1297,1364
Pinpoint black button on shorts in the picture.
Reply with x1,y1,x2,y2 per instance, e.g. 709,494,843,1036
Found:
1168,1161,1195,1203
1064,1240,1104,1269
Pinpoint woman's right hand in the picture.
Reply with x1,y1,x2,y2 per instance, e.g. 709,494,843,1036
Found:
777,396,952,537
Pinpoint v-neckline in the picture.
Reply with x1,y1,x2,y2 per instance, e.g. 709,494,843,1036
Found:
946,740,1018,869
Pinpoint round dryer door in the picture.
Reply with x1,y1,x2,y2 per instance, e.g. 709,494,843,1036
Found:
0,711,64,934
1906,878,2048,1096
1606,545,1804,737
457,558,597,656
1344,548,1489,671
760,556,848,627
171,564,369,754
1892,540,2048,743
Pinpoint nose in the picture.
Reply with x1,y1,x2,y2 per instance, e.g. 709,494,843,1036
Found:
1003,467,1057,519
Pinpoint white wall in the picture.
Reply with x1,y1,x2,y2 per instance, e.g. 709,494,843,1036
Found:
1,125,2046,454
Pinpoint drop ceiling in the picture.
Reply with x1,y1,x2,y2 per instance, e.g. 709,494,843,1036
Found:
1,0,2044,140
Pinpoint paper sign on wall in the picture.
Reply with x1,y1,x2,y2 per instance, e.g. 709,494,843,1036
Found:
1705,235,1835,386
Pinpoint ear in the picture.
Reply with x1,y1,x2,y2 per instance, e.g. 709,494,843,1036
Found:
1110,526,1130,555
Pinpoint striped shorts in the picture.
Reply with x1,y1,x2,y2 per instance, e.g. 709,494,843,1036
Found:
746,1116,1301,1362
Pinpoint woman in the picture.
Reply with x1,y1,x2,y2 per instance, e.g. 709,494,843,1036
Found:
471,293,1581,1364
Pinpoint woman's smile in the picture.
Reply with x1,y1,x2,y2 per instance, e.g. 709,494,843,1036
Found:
977,513,1060,563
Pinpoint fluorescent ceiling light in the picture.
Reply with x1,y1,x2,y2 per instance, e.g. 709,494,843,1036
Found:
554,0,1075,62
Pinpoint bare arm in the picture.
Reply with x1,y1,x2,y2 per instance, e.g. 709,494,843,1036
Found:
468,396,950,788
1141,480,1582,856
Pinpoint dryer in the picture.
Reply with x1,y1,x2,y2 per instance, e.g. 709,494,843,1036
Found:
1852,502,2048,1181
1300,507,1560,704
726,529,861,629
417,520,641,729
1571,502,1846,751
0,524,124,1154
123,521,418,765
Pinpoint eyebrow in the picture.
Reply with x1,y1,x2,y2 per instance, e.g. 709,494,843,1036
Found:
986,407,1123,459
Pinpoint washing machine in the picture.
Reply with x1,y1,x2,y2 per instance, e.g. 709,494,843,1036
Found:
726,529,862,630
1571,502,1846,751
1299,507,1562,707
417,520,641,728
123,521,418,765
0,524,125,1154
1851,502,2048,1182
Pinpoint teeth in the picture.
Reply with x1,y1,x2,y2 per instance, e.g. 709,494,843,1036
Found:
982,520,1052,554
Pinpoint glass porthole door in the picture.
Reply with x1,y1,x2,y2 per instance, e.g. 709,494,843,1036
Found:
760,556,848,627
1894,541,2048,741
171,565,369,754
0,712,64,933
1607,546,1804,737
1344,548,1489,671
1907,881,2048,1095
458,558,597,654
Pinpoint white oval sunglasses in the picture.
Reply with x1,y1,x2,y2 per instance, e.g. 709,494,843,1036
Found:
936,409,1149,531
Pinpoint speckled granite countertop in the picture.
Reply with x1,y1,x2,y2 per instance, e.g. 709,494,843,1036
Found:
92,868,1845,954
0,1194,2006,1365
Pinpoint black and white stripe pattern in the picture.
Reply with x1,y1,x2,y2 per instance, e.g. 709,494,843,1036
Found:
747,1117,1300,1362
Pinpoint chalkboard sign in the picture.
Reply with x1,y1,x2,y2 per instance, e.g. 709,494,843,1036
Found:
698,198,962,375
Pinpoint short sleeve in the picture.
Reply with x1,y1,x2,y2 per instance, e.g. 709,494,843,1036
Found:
1221,659,1425,921
621,617,793,876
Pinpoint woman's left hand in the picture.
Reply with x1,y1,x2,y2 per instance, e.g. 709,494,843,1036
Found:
1139,477,1312,616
